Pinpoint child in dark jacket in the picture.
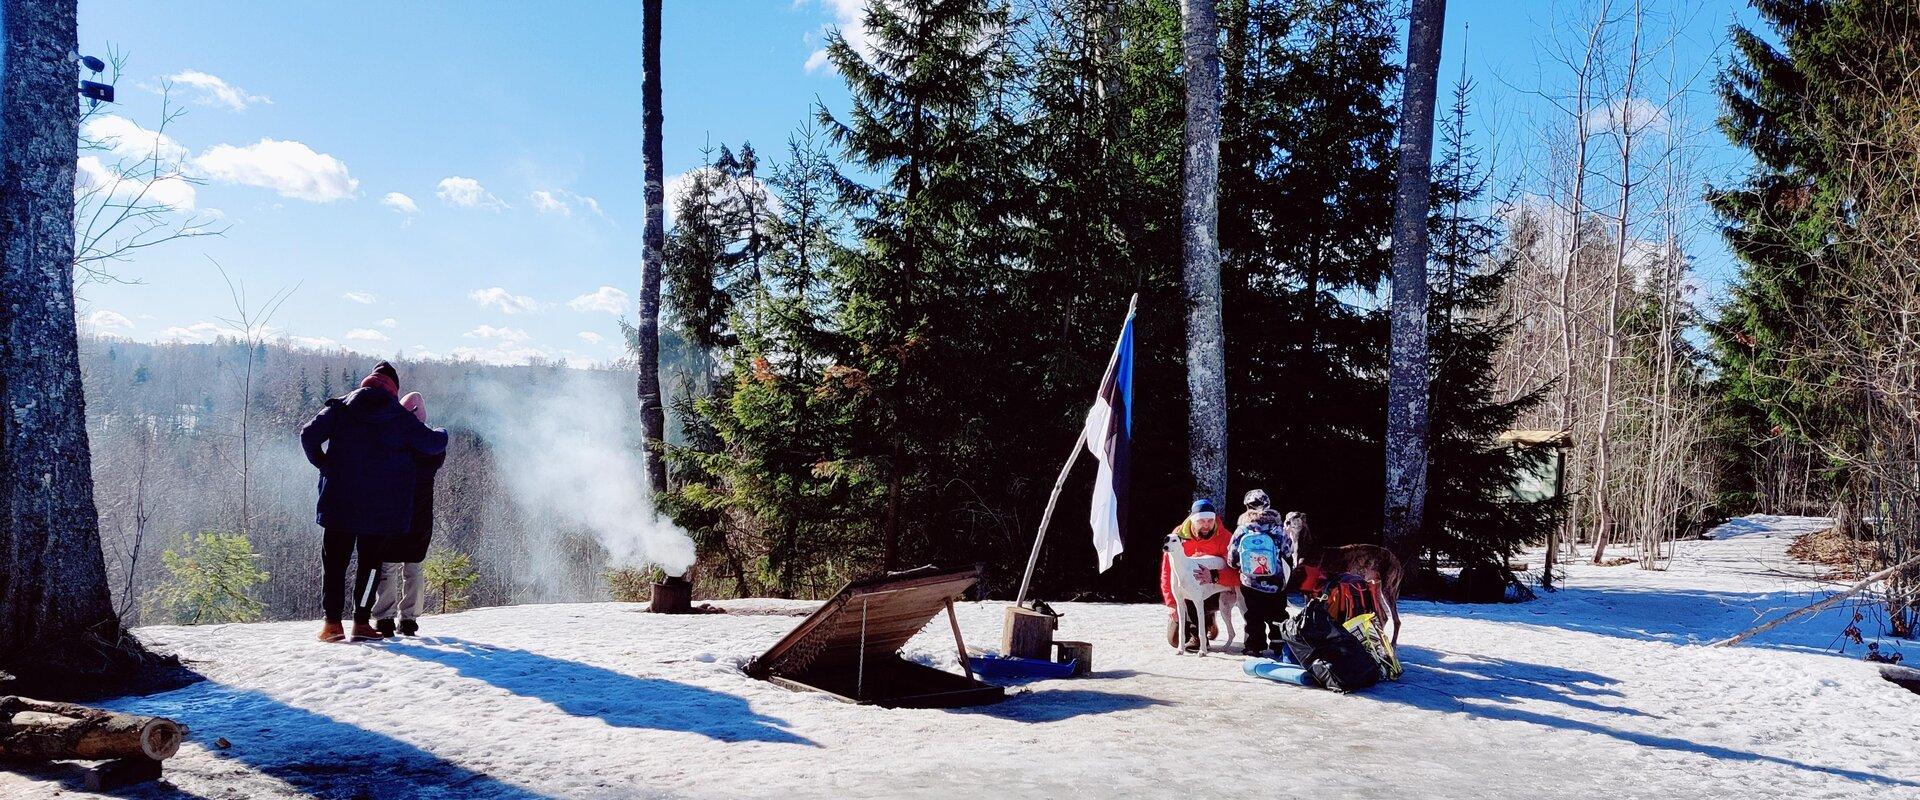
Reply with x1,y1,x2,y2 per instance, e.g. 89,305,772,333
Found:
1228,489,1294,656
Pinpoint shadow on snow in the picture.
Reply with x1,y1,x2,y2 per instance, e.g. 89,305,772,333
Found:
392,637,816,747
1371,646,1917,788
105,675,552,799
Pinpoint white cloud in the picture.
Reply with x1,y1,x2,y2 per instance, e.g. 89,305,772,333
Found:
287,335,340,350
160,70,270,112
806,0,874,75
86,309,135,330
469,286,541,314
530,190,570,216
529,188,608,220
381,192,419,215
1587,97,1670,136
567,286,629,315
343,291,376,304
195,139,358,202
158,321,224,344
437,176,508,210
76,155,198,212
577,331,605,344
448,343,550,366
463,324,531,342
345,328,390,342
82,115,190,164
379,318,398,329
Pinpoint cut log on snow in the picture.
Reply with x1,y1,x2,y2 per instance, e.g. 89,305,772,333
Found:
0,696,182,762
1710,553,1920,648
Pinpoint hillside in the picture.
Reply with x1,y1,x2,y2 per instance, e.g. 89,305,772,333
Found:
3,516,1914,799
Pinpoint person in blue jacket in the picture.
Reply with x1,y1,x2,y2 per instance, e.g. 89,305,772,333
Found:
300,362,448,642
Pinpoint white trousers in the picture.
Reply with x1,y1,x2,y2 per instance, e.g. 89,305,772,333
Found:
372,561,425,622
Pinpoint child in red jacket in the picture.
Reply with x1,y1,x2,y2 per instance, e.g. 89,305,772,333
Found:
1162,499,1239,648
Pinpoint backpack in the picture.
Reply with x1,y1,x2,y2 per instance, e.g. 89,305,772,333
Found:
1238,524,1287,579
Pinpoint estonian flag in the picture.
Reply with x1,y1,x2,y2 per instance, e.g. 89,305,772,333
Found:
1082,297,1136,573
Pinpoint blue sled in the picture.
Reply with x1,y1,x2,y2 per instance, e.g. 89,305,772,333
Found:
1244,657,1313,686
967,654,1079,680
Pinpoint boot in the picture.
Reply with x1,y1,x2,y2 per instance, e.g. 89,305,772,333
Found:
399,619,419,636
317,621,346,643
351,621,386,641
376,618,396,638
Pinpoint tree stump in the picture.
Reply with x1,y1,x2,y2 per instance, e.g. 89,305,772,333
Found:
0,696,182,762
1002,606,1055,660
649,575,692,614
1053,640,1093,676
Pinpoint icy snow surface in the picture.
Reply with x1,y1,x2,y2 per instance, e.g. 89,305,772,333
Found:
5,515,1918,799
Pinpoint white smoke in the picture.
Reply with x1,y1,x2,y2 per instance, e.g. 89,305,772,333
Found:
464,370,696,578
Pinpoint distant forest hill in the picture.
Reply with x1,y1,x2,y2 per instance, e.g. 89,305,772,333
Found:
78,334,700,624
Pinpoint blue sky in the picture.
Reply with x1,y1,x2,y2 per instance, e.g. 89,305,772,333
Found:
73,0,1757,366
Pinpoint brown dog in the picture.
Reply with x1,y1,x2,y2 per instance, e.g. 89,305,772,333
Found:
1287,513,1404,646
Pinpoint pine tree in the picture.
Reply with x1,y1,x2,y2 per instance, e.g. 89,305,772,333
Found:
0,0,150,687
147,531,268,624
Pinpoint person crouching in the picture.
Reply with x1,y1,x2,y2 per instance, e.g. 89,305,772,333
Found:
1161,499,1239,650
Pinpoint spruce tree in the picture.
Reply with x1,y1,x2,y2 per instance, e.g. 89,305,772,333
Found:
816,0,1022,570
1221,0,1400,548
1707,0,1845,513
1422,76,1556,579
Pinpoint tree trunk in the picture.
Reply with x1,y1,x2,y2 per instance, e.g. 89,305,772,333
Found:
1383,0,1446,554
637,0,668,497
0,696,182,761
1591,2,1643,565
1181,0,1227,505
0,0,139,687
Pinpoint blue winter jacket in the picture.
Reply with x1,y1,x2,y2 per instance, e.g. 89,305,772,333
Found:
300,387,449,536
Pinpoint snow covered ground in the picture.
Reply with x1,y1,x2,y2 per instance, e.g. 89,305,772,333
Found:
6,515,1918,799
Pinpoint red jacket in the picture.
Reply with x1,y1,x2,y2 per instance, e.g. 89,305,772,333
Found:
1160,518,1239,606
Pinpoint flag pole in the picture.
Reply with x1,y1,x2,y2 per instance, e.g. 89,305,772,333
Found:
1015,432,1087,608
1013,293,1139,609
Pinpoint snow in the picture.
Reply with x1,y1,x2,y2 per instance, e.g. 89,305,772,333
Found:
7,515,1919,799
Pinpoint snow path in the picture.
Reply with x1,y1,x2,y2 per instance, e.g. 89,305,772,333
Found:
5,515,1918,799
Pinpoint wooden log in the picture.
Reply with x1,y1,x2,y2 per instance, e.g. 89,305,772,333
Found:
1002,606,1055,660
1053,640,1094,676
0,697,182,762
1710,553,1920,648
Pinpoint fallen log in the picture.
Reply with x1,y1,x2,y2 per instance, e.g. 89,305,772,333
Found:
1710,553,1920,648
0,696,181,762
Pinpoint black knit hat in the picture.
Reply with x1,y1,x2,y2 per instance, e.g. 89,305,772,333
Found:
372,361,399,390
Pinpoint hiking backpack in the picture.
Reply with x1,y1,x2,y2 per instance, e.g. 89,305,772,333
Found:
1239,524,1289,579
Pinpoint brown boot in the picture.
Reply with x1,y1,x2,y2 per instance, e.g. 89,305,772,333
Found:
318,621,346,642
351,621,386,641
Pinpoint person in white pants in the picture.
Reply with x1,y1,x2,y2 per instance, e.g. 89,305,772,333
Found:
374,391,444,637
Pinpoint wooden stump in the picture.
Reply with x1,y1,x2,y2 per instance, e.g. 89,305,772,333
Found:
1053,640,1093,676
0,696,182,762
649,576,692,614
1002,606,1055,660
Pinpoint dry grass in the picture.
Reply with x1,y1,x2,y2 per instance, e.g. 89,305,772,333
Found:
1786,526,1877,580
